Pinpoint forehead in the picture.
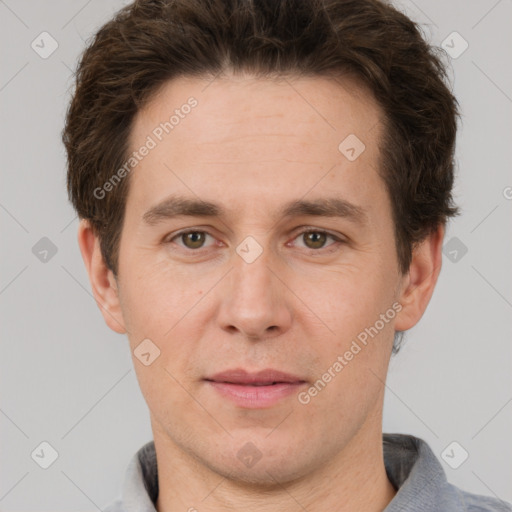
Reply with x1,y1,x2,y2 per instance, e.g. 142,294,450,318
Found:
126,74,385,220
132,73,381,149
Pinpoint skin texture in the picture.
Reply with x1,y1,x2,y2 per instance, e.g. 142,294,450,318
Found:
78,74,444,512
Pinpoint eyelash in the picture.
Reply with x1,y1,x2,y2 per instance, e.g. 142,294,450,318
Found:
165,227,345,254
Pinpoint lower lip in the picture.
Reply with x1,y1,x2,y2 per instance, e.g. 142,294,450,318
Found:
206,381,306,408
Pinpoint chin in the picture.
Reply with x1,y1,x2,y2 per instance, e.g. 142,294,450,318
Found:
208,456,309,489
198,435,316,488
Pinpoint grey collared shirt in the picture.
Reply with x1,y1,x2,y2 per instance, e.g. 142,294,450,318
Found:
103,433,511,511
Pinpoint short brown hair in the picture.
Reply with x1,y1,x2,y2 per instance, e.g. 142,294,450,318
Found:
63,0,460,351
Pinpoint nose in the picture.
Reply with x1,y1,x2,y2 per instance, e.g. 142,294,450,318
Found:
216,248,293,341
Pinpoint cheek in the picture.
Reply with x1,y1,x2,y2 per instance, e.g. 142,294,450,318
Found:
120,253,214,338
291,257,397,405
119,256,221,395
121,266,203,413
293,258,397,340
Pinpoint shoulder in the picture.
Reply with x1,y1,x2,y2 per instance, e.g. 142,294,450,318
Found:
444,483,512,512
383,433,511,512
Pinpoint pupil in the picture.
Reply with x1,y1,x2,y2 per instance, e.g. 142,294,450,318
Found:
306,232,325,248
185,232,204,248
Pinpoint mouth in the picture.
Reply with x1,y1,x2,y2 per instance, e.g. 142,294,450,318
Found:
203,368,307,408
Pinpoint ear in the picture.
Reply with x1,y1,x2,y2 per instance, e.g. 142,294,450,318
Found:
394,224,444,332
77,219,127,334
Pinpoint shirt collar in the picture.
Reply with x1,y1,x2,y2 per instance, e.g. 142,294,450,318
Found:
382,433,450,511
121,440,158,512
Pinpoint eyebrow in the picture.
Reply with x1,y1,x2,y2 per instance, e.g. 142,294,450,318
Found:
142,194,368,226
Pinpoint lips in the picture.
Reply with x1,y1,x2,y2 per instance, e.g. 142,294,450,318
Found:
204,368,306,386
204,368,307,408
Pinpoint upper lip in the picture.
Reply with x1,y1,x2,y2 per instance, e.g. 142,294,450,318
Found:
205,368,306,385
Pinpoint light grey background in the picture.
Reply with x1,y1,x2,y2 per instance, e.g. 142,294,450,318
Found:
1,0,511,509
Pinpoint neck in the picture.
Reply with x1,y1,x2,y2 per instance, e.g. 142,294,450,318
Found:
153,417,396,512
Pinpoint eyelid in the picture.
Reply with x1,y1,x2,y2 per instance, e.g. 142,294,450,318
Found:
289,226,344,249
167,228,218,249
165,226,345,252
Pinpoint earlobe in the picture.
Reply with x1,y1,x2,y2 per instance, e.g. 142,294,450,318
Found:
394,225,445,332
77,219,127,335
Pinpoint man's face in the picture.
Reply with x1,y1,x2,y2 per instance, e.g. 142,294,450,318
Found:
110,75,408,483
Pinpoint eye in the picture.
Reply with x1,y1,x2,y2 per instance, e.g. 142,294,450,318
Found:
170,230,216,250
165,228,344,254
292,229,342,251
